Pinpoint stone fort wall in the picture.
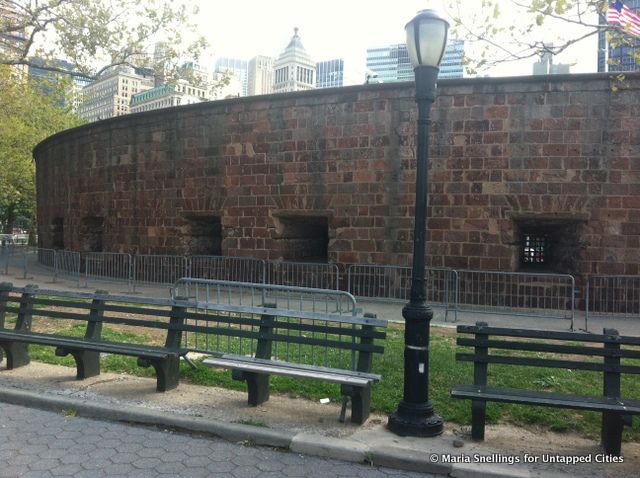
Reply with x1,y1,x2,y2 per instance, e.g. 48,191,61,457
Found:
34,73,640,282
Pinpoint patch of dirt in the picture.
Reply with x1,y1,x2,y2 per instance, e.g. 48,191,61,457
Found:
0,359,638,477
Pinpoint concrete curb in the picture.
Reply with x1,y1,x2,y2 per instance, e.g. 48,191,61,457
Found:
0,387,293,449
369,445,453,475
0,386,541,477
290,432,368,463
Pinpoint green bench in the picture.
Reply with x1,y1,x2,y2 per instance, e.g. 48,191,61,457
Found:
201,304,387,424
451,322,640,456
0,283,190,391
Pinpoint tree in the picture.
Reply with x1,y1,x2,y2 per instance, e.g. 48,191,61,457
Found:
0,0,207,80
0,65,81,234
443,0,639,75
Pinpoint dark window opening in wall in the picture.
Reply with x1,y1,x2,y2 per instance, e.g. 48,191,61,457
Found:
275,215,329,263
51,218,64,249
522,233,548,265
79,216,104,252
515,218,584,274
185,216,222,256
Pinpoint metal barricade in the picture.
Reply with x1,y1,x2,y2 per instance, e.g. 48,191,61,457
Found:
189,255,265,284
346,264,458,320
171,277,361,357
133,255,189,287
586,275,640,328
265,261,340,290
455,270,575,328
54,250,81,286
37,248,56,269
84,252,133,291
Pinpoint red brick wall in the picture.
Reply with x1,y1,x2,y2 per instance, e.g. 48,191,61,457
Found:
34,73,640,280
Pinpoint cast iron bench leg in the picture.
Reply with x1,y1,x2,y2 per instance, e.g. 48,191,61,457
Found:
56,348,100,379
601,412,624,455
471,399,486,440
0,341,30,369
341,384,371,425
138,356,180,392
232,370,270,406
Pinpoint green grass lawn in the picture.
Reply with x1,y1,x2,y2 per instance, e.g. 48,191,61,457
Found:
4,318,640,442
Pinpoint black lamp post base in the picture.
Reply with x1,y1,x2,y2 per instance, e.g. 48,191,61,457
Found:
387,400,443,437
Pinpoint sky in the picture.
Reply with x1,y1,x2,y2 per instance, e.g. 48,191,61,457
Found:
193,0,600,82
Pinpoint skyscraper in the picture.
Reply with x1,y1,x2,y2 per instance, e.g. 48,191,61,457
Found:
28,58,91,112
316,59,344,88
274,28,316,93
215,57,248,96
248,55,274,96
598,0,640,72
366,39,465,82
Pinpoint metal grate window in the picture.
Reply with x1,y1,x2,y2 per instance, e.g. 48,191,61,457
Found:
523,234,547,264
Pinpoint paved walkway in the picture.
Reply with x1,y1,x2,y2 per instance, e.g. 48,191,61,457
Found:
2,264,639,336
0,402,430,478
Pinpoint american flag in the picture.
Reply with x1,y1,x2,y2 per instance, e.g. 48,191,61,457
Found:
607,1,640,37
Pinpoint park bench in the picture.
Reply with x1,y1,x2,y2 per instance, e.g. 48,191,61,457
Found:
0,283,191,391
201,303,387,424
451,322,640,456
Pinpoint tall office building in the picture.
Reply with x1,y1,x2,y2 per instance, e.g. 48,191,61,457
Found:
598,0,640,72
366,39,465,82
532,46,571,75
78,66,154,123
29,58,91,112
439,39,465,79
274,28,316,93
366,44,412,83
316,59,344,88
248,55,274,96
215,57,248,96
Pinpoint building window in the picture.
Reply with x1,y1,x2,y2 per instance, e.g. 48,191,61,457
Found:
522,233,547,265
515,218,584,274
51,217,64,249
184,215,222,256
274,215,329,262
79,216,104,252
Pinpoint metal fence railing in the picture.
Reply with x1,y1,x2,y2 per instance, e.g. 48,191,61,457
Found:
84,252,133,291
455,270,575,328
586,275,640,328
189,255,265,284
9,246,640,331
54,250,81,286
133,255,189,287
171,277,361,355
266,261,340,290
346,264,458,320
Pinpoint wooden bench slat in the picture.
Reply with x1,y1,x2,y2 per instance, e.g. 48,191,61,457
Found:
457,337,640,359
192,301,388,327
457,324,640,345
208,354,382,381
451,385,640,414
0,330,185,358
183,311,386,340
456,352,640,374
203,356,376,387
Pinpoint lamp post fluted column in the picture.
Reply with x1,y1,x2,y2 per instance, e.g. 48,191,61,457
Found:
388,9,448,438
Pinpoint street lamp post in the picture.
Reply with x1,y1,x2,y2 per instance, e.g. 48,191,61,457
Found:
387,9,449,438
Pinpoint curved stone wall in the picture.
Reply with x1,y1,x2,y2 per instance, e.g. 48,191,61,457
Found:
35,73,640,277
